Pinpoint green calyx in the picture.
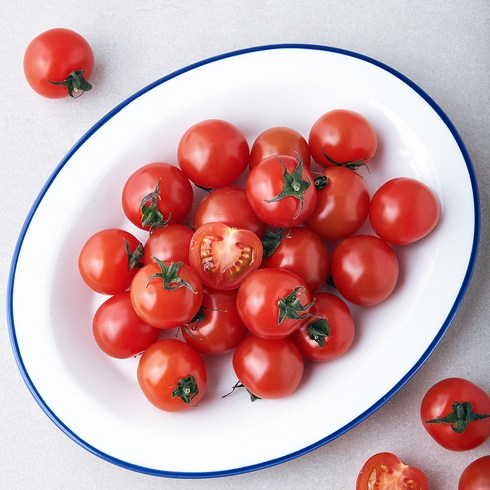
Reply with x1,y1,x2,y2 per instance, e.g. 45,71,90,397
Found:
321,145,367,171
48,70,92,98
278,286,315,324
171,375,199,405
147,258,197,293
124,239,144,270
425,401,490,434
261,228,290,258
221,381,261,402
140,179,171,233
306,318,331,347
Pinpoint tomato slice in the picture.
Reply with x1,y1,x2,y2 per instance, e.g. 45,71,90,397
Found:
356,452,428,490
189,222,263,290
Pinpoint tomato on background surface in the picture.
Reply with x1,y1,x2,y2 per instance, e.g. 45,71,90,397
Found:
121,162,193,232
458,456,490,490
137,339,208,412
420,378,490,451
24,28,94,98
78,228,143,295
309,109,377,168
188,222,263,290
177,119,249,188
193,186,267,238
232,335,304,400
181,288,247,356
260,226,329,292
246,154,317,228
369,177,441,245
305,165,370,241
331,234,399,306
236,268,313,340
130,259,203,329
292,292,355,362
356,452,428,490
142,223,193,266
249,126,311,170
92,292,160,359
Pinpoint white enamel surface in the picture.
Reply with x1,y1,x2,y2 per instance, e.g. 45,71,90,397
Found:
10,47,476,475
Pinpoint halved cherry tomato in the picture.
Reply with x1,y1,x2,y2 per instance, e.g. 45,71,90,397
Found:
356,452,428,490
188,222,263,290
142,223,193,266
459,456,490,490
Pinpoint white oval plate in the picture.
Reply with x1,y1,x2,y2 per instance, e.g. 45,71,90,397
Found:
7,44,479,478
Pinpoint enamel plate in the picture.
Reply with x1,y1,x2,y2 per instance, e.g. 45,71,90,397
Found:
7,44,479,477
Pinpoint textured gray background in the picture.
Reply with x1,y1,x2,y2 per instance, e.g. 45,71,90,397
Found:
1,1,489,489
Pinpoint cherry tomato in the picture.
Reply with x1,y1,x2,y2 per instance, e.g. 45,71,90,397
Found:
181,288,247,356
261,227,330,292
142,223,193,266
309,109,377,168
92,292,160,359
236,268,313,340
331,234,399,306
24,28,94,98
177,119,249,188
420,378,490,451
232,335,304,400
246,154,317,227
188,222,263,290
78,228,143,295
305,165,370,241
356,452,428,490
137,339,208,412
122,162,193,232
369,177,441,246
193,186,267,238
130,260,203,329
292,292,355,362
459,456,490,490
249,126,311,170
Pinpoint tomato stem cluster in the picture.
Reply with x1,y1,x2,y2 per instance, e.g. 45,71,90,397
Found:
48,69,92,98
425,401,490,434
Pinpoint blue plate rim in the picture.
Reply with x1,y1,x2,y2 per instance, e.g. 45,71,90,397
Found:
6,42,481,479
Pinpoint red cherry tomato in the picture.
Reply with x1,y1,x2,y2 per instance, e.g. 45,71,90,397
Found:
309,109,377,168
356,452,428,490
305,165,370,241
292,292,355,362
261,227,330,292
459,456,490,490
232,335,304,400
24,28,94,98
246,154,317,228
142,224,193,266
137,339,208,412
78,228,143,295
331,234,399,306
249,126,311,170
177,119,249,188
188,222,263,290
121,162,193,231
369,177,441,245
420,378,490,451
92,292,160,359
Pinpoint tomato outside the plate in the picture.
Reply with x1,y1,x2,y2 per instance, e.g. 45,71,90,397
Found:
458,456,490,490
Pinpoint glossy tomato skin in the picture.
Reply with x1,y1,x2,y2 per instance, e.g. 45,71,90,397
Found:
232,335,304,399
193,186,267,238
249,126,311,170
261,227,330,292
189,222,263,290
24,28,94,98
369,177,441,246
246,154,317,228
177,119,249,188
292,292,355,362
309,109,377,167
92,292,160,359
181,288,247,355
122,162,193,231
356,452,428,490
137,339,208,412
420,378,490,451
331,234,399,306
142,224,193,266
305,165,370,241
130,261,203,329
236,268,313,340
78,228,142,295
458,456,490,490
